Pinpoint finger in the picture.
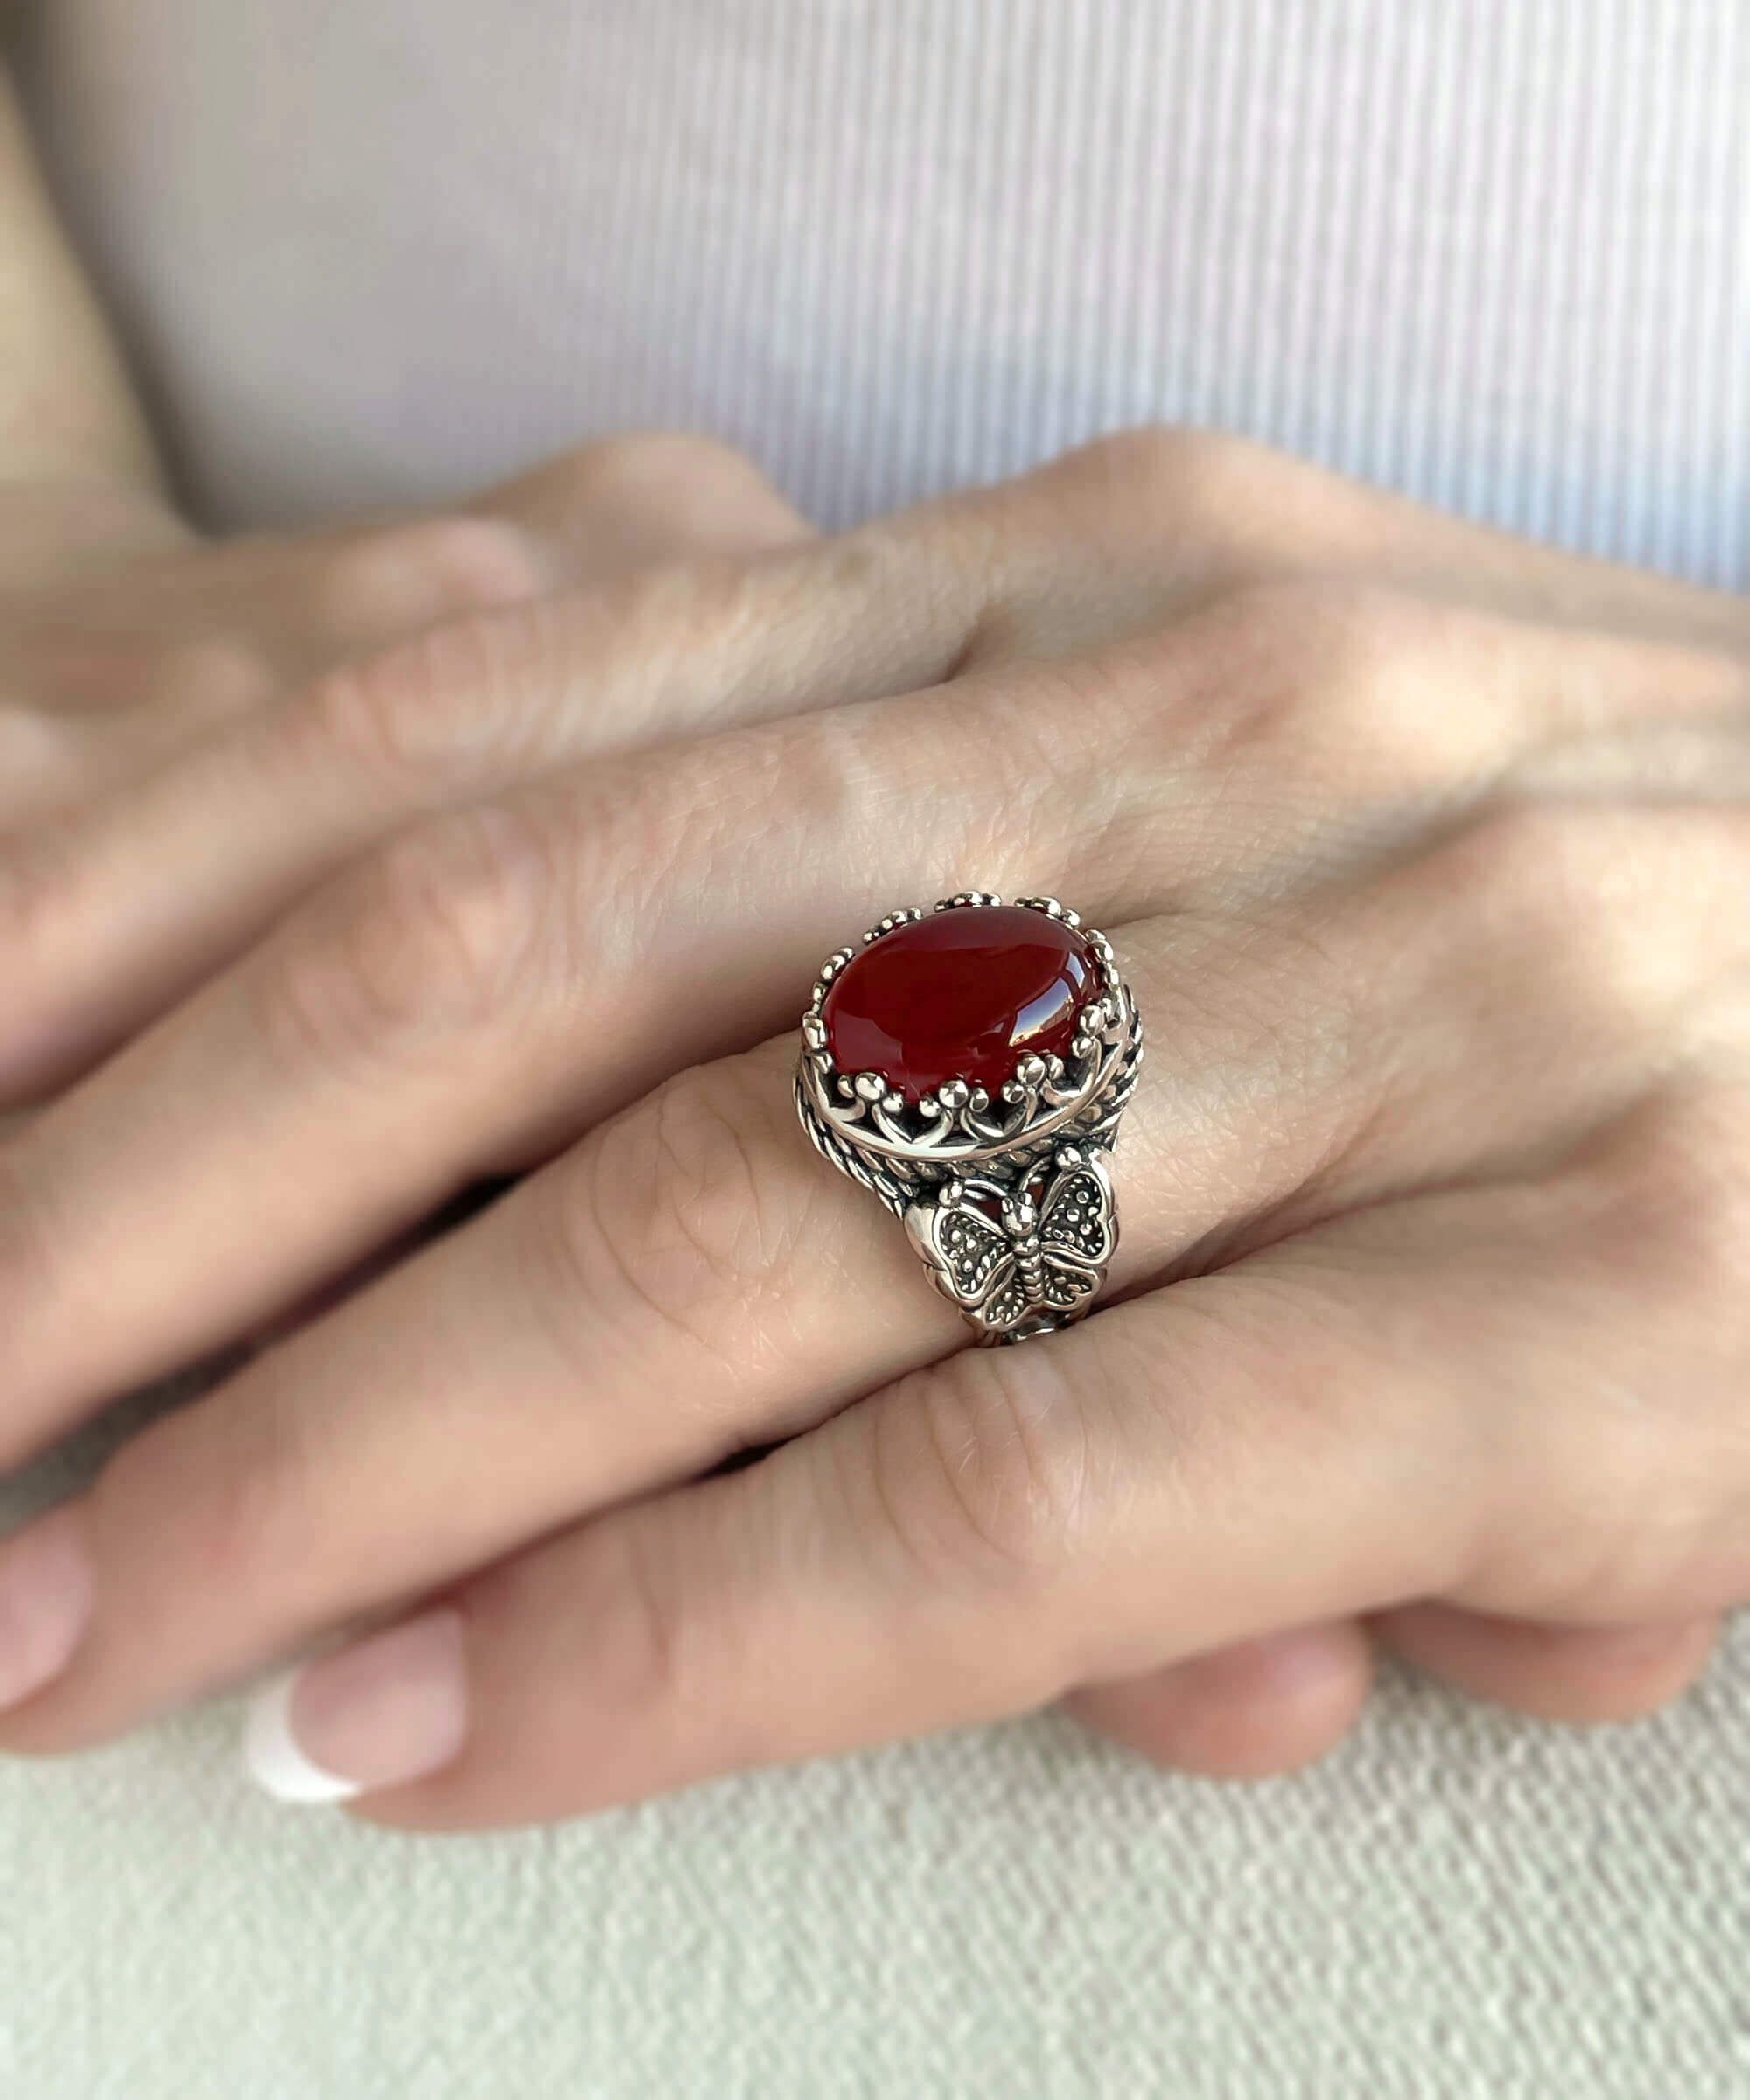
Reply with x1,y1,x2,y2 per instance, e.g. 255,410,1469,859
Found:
1368,1602,1719,1725
1060,1622,1374,1778
266,1138,1746,1828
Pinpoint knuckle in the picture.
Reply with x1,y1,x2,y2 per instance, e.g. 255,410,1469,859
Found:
872,1343,1093,1593
1435,801,1749,1032
560,1516,693,1726
1440,795,1600,887
599,551,784,659
474,1506,744,1777
945,427,1264,617
556,553,838,738
1173,578,1509,787
1429,802,1614,959
567,430,788,516
553,1058,799,1364
504,431,804,570
291,611,526,785
570,557,724,661
1506,1092,1750,1608
1054,426,1362,570
1067,424,1260,522
1073,424,1438,580
318,514,550,636
256,802,557,1072
990,427,1267,591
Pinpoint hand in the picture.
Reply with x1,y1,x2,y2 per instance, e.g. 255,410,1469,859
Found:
0,424,1746,1826
0,62,816,1116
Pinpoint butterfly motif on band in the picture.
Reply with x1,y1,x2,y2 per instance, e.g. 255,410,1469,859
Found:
906,1144,1117,1340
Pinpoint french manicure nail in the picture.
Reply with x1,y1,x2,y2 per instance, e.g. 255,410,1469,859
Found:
0,1504,94,1711
242,1607,469,1805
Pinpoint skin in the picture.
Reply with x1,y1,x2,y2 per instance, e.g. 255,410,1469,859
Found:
0,64,1746,1821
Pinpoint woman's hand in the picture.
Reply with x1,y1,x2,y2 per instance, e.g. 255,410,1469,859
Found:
0,65,822,1114
0,422,1746,1824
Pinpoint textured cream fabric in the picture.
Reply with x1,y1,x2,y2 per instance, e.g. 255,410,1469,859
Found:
4,1403,1749,2098
4,4,1749,2096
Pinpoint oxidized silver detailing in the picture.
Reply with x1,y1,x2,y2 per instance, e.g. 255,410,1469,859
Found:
794,893,1143,1344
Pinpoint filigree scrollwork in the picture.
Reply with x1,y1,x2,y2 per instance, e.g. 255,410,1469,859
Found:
794,893,1144,1338
798,921,1137,1169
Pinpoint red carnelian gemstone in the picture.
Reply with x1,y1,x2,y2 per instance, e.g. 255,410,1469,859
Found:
822,905,1096,1103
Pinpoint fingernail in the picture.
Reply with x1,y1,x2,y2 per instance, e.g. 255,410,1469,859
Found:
242,1607,469,1805
0,1504,94,1711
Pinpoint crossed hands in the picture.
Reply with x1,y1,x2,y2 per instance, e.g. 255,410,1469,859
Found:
1,90,1747,1828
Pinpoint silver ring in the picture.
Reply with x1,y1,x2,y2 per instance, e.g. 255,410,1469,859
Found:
794,892,1144,1344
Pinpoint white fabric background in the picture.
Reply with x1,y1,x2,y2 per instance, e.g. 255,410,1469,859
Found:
5,4,1750,2095
18,0,1749,578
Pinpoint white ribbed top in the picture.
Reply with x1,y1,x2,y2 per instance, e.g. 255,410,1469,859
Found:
22,0,1749,586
